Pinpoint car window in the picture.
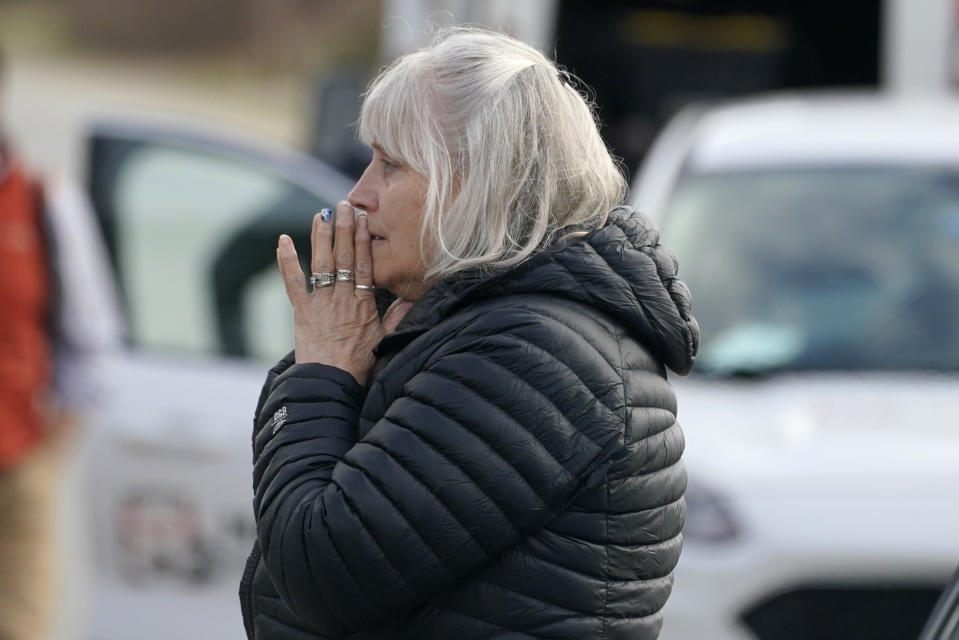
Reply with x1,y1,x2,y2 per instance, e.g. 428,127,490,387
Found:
661,166,959,375
105,141,328,361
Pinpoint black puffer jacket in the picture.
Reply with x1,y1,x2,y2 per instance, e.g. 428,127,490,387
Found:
240,206,699,640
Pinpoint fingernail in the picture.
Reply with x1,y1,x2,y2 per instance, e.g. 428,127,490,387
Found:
278,234,292,248
357,214,368,230
319,208,333,223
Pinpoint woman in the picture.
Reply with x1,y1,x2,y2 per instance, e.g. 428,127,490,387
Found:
240,29,698,640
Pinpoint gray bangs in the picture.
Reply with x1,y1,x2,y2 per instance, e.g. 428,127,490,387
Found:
358,55,440,174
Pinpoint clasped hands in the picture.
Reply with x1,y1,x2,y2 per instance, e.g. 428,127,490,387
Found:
276,201,412,385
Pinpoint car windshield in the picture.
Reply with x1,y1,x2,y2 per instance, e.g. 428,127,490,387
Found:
661,166,959,375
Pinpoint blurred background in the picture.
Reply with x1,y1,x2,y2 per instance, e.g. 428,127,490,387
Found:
2,1,959,640
6,0,956,181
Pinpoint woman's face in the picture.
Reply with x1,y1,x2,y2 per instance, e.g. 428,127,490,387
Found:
348,145,431,300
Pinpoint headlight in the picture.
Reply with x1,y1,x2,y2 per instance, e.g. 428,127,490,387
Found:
683,479,741,544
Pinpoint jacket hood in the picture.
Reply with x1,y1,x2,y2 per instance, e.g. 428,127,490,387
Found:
382,206,700,375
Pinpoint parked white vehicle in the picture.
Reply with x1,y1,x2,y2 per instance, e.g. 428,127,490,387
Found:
630,93,959,640
78,118,354,640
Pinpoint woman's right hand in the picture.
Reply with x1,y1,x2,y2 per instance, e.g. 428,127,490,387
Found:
276,202,386,383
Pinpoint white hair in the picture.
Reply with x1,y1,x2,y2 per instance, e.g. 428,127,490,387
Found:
358,27,627,281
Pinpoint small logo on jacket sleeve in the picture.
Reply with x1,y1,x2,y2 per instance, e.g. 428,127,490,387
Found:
270,406,288,435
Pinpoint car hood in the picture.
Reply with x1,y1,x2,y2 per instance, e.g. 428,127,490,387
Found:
674,372,959,497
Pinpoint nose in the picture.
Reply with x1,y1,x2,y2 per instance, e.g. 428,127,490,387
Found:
348,164,378,212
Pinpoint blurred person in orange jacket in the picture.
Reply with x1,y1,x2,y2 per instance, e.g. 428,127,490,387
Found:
0,46,121,640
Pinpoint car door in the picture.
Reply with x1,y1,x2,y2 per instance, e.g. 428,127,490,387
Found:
80,119,355,640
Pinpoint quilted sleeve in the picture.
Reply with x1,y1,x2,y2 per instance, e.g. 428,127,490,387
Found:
251,309,644,636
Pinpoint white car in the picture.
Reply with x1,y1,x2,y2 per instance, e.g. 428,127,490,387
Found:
79,118,355,640
630,93,959,640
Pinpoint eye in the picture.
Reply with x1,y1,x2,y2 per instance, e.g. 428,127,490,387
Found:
380,157,397,175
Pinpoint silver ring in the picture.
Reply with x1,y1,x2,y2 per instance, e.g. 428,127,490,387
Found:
311,272,335,288
354,284,375,291
335,269,354,282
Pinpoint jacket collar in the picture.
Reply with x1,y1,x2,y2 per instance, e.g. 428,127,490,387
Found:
374,206,699,374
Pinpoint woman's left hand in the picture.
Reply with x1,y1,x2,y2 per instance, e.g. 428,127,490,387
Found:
276,200,386,385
